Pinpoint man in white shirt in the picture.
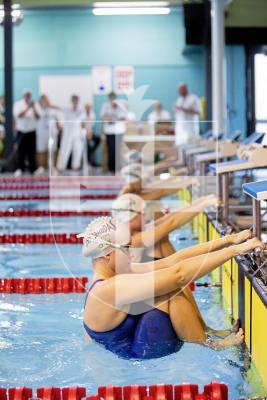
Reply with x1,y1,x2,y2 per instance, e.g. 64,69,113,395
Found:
57,95,85,172
100,92,126,173
148,101,171,134
175,83,202,145
13,89,40,176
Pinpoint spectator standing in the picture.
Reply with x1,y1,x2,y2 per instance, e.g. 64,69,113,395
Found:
13,89,40,176
148,101,171,134
56,95,85,172
35,94,60,173
100,92,126,173
175,83,202,145
82,103,99,167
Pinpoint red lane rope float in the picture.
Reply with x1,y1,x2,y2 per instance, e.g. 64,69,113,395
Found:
0,194,117,201
0,210,110,217
0,383,228,400
0,233,82,244
0,277,88,294
0,176,124,183
0,276,194,293
0,184,122,190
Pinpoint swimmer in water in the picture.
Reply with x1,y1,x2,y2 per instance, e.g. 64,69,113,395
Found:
119,162,196,201
112,193,253,339
79,216,265,359
111,193,221,261
123,149,188,176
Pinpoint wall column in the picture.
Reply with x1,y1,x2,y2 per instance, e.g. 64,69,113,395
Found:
4,0,14,168
211,0,226,136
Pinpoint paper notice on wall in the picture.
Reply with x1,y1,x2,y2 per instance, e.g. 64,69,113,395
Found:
114,66,135,94
92,66,112,95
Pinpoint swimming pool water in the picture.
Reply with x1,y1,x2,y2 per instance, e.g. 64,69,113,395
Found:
0,206,266,398
0,216,94,234
0,274,266,398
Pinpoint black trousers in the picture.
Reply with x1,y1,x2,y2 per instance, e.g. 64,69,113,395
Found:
17,130,37,173
106,134,122,173
87,135,100,165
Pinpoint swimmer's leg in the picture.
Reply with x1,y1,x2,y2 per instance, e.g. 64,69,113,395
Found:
146,241,164,259
168,292,244,349
160,237,176,258
151,239,239,338
181,286,240,338
155,238,227,336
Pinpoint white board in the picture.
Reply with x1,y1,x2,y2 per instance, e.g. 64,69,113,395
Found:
39,75,93,108
92,66,112,95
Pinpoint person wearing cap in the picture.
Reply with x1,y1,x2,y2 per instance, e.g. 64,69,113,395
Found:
120,162,197,201
175,83,202,146
79,216,264,358
123,149,143,166
111,193,221,261
13,89,40,176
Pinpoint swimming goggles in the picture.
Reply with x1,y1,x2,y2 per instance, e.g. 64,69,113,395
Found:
85,234,132,255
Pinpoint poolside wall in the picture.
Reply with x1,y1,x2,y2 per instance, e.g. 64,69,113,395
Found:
178,188,267,390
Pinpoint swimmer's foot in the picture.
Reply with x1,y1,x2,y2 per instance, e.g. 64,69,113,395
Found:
205,328,244,350
205,319,241,339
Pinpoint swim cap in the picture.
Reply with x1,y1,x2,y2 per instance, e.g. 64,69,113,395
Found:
112,193,146,223
120,163,146,183
123,150,143,165
77,216,130,258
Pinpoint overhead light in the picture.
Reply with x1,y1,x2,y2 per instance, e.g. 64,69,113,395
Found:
0,3,23,25
93,1,169,7
92,6,170,15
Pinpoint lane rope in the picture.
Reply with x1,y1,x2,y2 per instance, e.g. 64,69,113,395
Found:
0,210,110,217
0,277,88,294
0,382,228,400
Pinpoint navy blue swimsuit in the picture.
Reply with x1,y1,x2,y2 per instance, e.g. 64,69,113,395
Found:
83,279,183,359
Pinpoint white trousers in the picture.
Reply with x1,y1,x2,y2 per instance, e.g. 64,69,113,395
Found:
57,132,85,171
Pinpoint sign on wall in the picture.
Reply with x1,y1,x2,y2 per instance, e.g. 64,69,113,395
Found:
114,66,135,94
92,66,112,95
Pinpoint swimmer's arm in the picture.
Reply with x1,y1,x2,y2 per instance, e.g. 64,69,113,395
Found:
130,236,231,273
167,229,253,262
98,245,244,305
153,196,218,227
151,195,213,227
141,178,196,201
132,197,219,248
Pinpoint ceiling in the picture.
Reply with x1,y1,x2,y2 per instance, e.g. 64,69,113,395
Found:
0,0,188,7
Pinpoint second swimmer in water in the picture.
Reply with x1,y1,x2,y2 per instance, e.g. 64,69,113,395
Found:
79,217,265,359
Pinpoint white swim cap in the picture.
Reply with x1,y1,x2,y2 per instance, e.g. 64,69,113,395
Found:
77,216,130,258
112,193,146,223
123,150,143,165
120,163,146,183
